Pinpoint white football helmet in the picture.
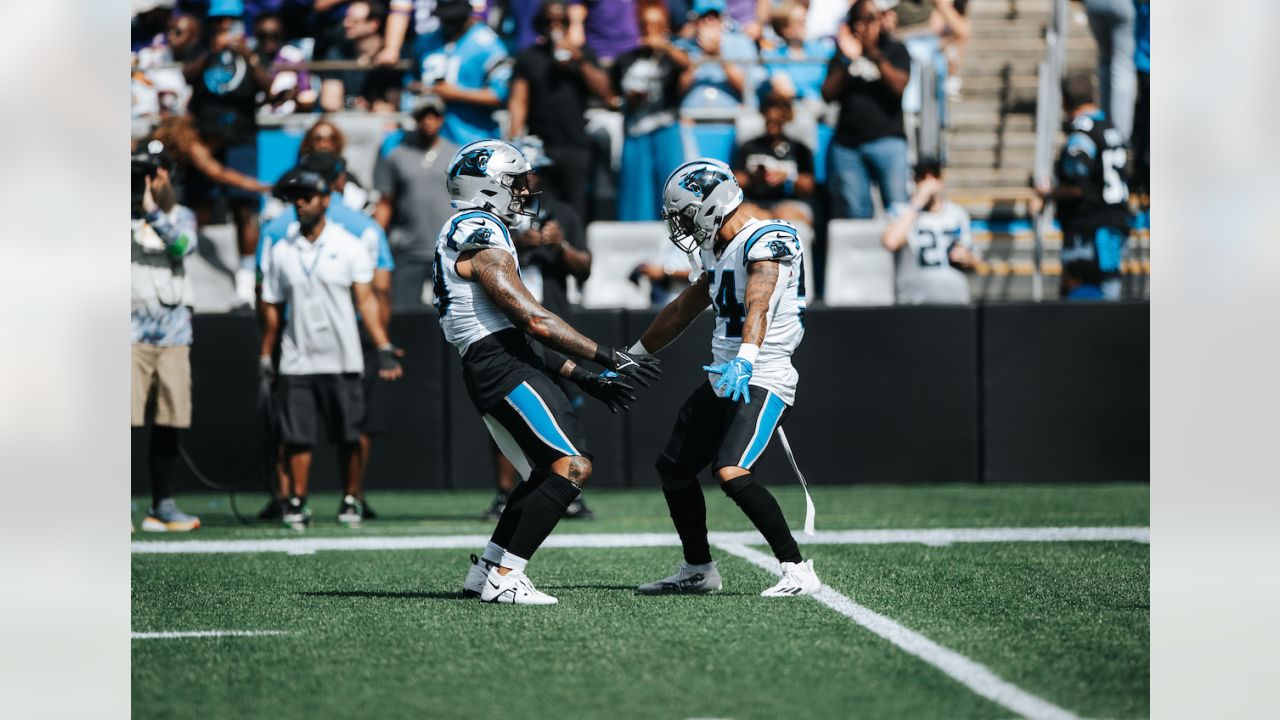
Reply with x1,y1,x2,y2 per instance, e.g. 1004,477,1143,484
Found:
661,158,743,253
446,139,540,224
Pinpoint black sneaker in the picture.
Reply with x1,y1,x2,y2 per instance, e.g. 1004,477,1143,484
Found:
282,497,312,530
360,496,378,520
258,497,286,522
484,492,508,521
337,495,364,527
564,495,595,520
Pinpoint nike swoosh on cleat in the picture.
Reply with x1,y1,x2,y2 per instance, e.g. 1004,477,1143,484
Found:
488,580,500,590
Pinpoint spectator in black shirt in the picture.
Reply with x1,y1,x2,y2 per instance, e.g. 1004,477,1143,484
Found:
820,0,911,219
183,3,272,308
731,95,816,225
508,0,614,219
319,0,405,112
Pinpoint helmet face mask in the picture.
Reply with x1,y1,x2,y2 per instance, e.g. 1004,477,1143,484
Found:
500,171,541,220
663,204,702,254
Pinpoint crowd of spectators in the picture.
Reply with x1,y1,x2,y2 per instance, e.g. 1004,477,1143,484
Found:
132,0,1147,311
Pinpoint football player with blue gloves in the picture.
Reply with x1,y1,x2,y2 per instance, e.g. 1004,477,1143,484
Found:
629,158,822,598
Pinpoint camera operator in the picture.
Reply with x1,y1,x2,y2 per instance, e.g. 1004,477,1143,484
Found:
482,136,596,521
131,140,201,532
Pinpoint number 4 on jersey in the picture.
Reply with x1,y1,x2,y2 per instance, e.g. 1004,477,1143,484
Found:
714,270,745,338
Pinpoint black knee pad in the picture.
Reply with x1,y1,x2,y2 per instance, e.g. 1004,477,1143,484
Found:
656,456,696,492
720,473,755,499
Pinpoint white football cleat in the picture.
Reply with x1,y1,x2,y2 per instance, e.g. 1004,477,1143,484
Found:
462,554,491,599
636,561,722,595
760,559,821,597
480,567,558,605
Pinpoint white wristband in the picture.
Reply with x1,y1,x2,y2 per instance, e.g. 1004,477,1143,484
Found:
736,343,760,364
628,341,649,355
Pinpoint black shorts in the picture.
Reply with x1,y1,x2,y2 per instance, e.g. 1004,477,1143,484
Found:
461,329,546,413
276,373,364,447
480,369,590,480
360,345,390,436
657,382,792,479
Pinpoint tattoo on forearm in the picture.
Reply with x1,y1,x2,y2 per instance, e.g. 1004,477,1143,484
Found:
742,260,781,346
472,249,598,360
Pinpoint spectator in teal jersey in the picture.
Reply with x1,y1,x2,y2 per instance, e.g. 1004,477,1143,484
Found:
412,0,512,146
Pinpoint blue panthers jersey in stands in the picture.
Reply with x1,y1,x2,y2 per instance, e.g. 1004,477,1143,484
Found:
694,217,806,405
258,193,394,276
413,23,511,147
433,209,519,354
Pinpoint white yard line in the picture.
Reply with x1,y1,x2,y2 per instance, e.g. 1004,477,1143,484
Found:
712,541,1081,720
131,526,1148,555
131,630,286,640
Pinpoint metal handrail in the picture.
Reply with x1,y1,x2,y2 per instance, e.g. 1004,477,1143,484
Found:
1030,0,1068,302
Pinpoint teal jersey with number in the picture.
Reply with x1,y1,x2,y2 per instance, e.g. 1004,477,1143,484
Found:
694,218,806,406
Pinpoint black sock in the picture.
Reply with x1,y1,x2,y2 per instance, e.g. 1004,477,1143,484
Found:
490,471,547,549
663,481,713,565
506,473,580,562
150,426,179,509
720,474,802,563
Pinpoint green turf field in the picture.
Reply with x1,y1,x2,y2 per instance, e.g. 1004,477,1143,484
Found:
132,484,1149,719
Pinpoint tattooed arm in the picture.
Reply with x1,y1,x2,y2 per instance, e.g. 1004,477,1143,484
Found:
465,247,600,359
740,259,783,349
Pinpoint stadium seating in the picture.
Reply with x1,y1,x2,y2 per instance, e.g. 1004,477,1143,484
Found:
823,219,894,306
582,222,672,309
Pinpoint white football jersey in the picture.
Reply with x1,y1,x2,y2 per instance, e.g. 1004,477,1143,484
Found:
695,218,807,405
891,200,976,305
432,209,519,354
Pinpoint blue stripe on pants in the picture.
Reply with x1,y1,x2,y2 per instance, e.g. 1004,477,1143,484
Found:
504,382,579,456
738,392,787,469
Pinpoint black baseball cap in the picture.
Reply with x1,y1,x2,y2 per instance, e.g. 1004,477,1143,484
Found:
297,152,346,184
274,169,330,199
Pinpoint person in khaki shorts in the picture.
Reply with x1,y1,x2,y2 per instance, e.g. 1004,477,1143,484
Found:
131,140,201,532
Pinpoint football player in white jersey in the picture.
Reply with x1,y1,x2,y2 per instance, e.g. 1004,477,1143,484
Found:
630,158,822,597
880,158,980,305
437,140,662,605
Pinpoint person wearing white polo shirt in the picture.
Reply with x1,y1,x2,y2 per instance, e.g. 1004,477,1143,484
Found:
258,170,403,529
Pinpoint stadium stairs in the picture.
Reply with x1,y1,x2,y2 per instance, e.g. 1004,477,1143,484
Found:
949,0,1148,301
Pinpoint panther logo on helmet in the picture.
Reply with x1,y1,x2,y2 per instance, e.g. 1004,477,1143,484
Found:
452,148,492,179
679,168,730,200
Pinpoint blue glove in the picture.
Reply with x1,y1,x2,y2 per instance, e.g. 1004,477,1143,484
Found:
703,357,753,404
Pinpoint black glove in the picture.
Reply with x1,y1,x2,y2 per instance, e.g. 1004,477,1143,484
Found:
593,346,662,387
376,345,403,378
569,366,637,414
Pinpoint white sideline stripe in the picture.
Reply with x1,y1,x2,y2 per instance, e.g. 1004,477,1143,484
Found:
712,542,1080,720
131,526,1149,555
131,630,286,640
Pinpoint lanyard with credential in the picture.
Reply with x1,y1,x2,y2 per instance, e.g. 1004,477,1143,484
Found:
297,238,326,286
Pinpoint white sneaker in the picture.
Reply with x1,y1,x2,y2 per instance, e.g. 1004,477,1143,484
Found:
234,268,256,308
462,554,491,598
637,561,722,595
761,559,821,597
479,567,558,605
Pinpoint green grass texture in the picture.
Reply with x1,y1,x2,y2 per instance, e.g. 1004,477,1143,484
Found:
132,484,1149,719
